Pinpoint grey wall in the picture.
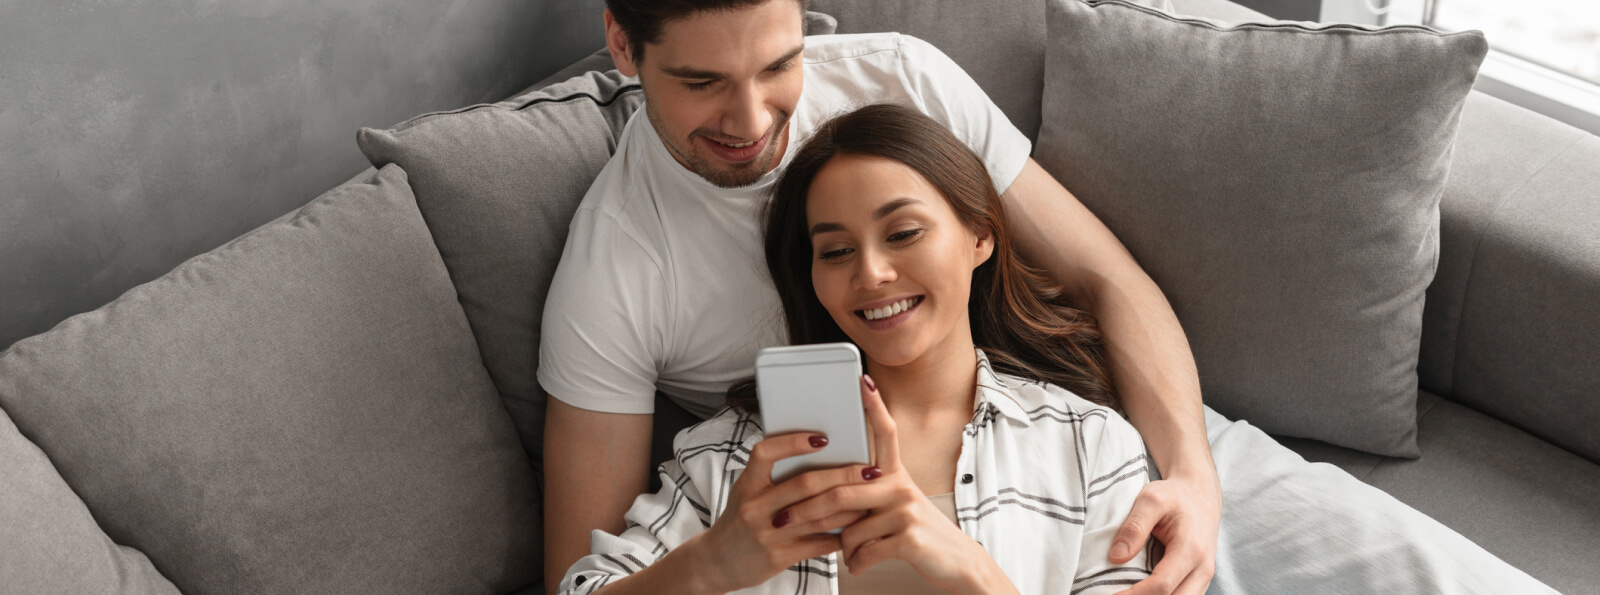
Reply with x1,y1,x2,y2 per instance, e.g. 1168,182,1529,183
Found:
0,0,608,350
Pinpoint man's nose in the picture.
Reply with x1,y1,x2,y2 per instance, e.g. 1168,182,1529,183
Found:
721,82,773,141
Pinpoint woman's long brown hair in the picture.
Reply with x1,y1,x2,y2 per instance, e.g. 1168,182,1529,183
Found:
730,103,1115,411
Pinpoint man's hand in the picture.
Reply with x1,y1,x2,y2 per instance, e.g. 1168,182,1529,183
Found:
1112,468,1221,595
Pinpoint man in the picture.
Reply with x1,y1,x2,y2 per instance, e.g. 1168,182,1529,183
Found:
540,2,1217,593
538,1,1554,594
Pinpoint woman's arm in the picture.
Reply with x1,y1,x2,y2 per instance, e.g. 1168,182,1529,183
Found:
556,412,868,595
1000,159,1218,595
1072,413,1156,595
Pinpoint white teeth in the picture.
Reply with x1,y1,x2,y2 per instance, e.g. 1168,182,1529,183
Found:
861,297,919,321
724,139,755,148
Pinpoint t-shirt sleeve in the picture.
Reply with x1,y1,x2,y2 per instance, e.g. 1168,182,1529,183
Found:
1073,410,1155,594
537,207,669,414
894,34,1033,195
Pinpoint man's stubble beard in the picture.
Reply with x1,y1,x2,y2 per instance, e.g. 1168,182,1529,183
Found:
646,99,791,189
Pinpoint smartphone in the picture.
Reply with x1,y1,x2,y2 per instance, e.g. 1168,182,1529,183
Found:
754,343,873,485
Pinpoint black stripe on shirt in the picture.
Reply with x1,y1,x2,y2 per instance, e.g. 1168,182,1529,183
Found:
1086,466,1148,500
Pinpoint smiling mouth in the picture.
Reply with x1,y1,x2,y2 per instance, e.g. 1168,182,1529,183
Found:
856,296,924,322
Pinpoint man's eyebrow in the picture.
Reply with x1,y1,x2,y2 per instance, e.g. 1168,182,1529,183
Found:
659,43,805,81
659,64,725,80
764,44,806,72
808,197,925,237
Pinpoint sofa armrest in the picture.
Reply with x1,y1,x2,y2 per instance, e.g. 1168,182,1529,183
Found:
1421,91,1600,463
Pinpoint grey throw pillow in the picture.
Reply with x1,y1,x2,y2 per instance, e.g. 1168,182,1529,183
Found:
1035,0,1486,456
0,165,542,593
0,407,179,594
811,0,1171,142
357,70,644,483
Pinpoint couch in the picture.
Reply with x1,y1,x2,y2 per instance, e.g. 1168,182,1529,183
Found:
1,0,1595,593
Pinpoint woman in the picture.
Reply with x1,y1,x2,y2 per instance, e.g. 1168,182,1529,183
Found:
557,104,1153,594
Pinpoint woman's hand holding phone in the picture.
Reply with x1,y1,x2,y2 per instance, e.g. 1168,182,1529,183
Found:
780,376,1020,595
677,430,874,593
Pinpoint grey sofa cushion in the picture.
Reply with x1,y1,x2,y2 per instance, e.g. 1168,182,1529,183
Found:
0,165,542,594
1283,391,1600,594
0,407,178,595
1035,0,1487,457
357,72,644,487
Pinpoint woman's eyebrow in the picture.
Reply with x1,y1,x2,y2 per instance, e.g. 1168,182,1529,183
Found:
808,197,925,237
809,222,844,237
872,197,924,220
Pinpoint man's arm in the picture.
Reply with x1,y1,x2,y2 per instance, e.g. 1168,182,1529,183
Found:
543,396,655,594
1001,159,1219,595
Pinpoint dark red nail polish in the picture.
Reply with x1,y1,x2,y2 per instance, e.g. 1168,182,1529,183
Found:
862,466,882,480
863,374,877,392
772,511,791,528
809,435,829,448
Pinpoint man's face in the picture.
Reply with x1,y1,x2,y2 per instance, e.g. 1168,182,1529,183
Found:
607,1,806,188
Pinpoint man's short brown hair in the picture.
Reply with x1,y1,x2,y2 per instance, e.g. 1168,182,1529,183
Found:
606,0,810,63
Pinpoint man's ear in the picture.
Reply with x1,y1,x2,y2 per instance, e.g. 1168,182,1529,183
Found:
603,9,640,77
974,227,996,268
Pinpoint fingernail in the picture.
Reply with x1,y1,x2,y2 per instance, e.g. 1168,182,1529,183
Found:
773,510,791,528
809,435,829,448
862,466,882,480
863,374,876,391
1111,542,1129,559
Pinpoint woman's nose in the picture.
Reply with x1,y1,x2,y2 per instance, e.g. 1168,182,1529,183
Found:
854,249,896,289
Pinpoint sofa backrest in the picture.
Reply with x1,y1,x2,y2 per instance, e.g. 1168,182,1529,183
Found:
0,0,609,351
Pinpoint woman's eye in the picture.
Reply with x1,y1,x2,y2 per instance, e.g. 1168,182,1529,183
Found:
819,247,853,262
887,228,923,243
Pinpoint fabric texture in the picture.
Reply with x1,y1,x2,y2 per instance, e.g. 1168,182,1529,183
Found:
0,407,179,595
357,70,644,473
558,351,1153,594
537,32,1032,419
1361,393,1600,595
1418,92,1590,399
1203,404,1557,594
1447,133,1600,462
1035,0,1488,457
0,165,542,594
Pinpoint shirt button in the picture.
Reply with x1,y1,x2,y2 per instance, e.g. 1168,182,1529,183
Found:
961,473,975,484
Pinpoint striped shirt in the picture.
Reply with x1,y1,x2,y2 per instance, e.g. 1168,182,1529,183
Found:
557,350,1154,594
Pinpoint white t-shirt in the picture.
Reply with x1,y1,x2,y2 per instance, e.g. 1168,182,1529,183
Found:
537,32,1032,418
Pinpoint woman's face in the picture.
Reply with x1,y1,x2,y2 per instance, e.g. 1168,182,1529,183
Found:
805,153,993,367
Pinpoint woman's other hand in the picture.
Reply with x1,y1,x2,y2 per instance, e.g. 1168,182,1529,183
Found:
816,375,1019,595
680,429,869,593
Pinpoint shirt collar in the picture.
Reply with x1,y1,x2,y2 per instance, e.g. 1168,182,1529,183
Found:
974,349,1033,427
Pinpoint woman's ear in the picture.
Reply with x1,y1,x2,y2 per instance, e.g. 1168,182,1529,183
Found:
973,227,996,268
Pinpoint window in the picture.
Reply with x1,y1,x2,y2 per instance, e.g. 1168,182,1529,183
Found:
1331,0,1600,135
1386,0,1600,86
